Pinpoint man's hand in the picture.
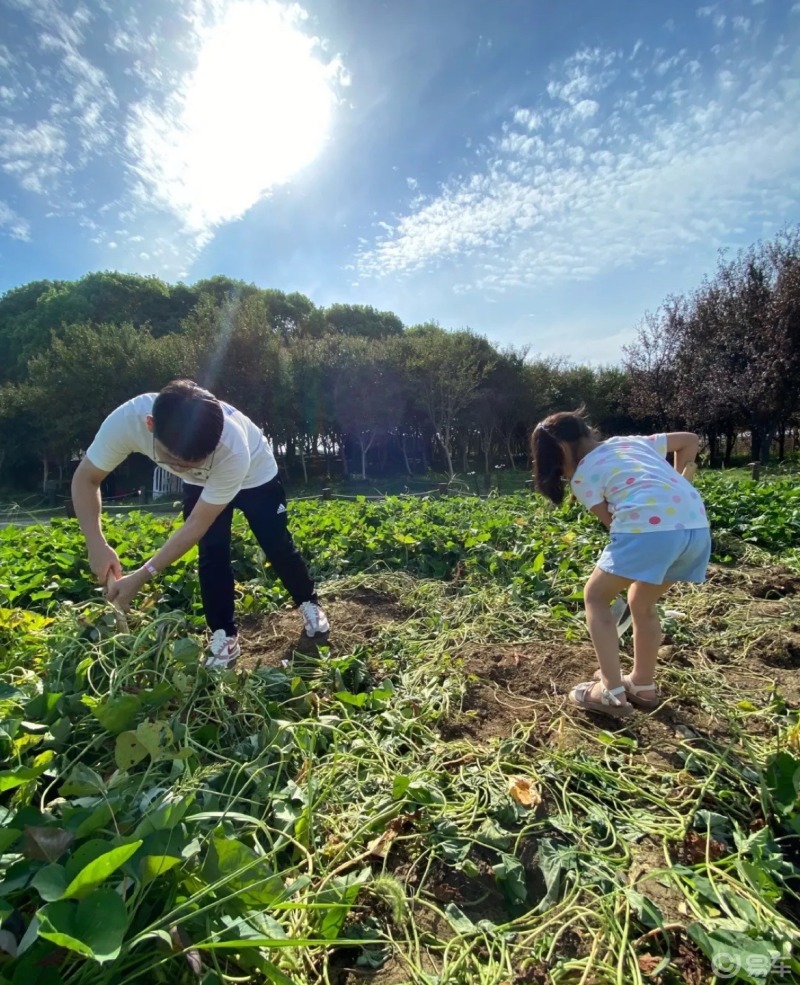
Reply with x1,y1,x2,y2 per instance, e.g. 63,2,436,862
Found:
88,541,122,582
106,569,148,611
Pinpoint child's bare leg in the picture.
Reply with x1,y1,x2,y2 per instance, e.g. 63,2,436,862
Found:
584,568,633,699
627,580,674,699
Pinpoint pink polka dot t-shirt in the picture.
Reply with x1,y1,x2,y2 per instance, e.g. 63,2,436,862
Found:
570,434,708,534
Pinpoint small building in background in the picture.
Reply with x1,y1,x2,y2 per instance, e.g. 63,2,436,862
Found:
153,466,182,500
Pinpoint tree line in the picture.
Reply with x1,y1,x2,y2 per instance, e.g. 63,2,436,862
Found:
625,227,800,466
1,227,798,492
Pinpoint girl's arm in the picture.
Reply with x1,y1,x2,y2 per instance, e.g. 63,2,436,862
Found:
589,501,613,528
666,432,699,475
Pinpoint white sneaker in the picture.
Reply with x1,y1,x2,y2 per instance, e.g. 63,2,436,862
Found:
611,597,633,638
299,601,330,637
204,629,241,669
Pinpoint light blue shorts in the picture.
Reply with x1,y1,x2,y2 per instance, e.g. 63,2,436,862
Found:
597,528,711,585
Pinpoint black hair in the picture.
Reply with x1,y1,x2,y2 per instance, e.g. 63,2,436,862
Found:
152,379,224,461
531,410,594,505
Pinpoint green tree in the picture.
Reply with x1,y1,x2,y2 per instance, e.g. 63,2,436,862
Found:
405,326,494,478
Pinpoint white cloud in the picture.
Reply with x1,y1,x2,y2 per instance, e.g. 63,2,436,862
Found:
0,201,31,241
0,0,117,209
0,119,69,193
513,107,540,129
572,99,599,119
358,37,800,295
125,0,346,239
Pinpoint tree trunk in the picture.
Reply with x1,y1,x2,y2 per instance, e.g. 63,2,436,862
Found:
750,428,760,464
42,455,49,495
706,428,720,469
484,444,490,474
724,430,735,467
506,436,516,471
760,426,773,466
400,434,412,476
437,431,455,478
321,436,331,479
778,423,786,462
299,445,308,484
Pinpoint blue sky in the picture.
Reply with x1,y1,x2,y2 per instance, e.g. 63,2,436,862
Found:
1,0,798,362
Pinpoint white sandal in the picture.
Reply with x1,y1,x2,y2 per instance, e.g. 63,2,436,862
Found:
592,670,661,710
569,680,635,719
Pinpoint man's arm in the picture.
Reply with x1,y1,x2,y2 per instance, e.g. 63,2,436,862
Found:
107,498,227,607
71,458,121,581
666,432,700,475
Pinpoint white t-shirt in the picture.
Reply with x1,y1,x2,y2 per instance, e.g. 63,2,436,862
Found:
85,394,278,505
570,434,708,534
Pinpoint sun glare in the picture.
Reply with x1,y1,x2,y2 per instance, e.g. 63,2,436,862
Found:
130,1,343,234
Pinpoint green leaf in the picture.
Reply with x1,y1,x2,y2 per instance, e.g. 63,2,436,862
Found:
624,888,663,931
140,855,181,886
38,888,129,963
0,759,51,792
133,791,193,838
202,836,284,909
135,720,173,760
32,864,68,902
764,752,800,809
405,779,446,807
114,731,148,771
318,869,370,941
335,690,369,707
493,853,528,905
172,637,201,666
686,924,780,985
444,903,477,935
72,803,114,840
392,775,410,799
59,764,106,797
62,841,142,900
84,693,142,734
0,829,21,853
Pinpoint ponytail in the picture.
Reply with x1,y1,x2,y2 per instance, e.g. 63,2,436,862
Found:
530,409,594,505
531,425,567,504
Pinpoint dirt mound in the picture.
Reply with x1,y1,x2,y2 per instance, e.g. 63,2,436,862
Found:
441,643,597,744
236,585,408,672
707,564,800,599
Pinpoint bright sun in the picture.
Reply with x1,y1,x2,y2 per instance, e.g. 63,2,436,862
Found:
130,1,345,235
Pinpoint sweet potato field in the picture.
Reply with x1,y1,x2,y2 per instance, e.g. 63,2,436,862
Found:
0,473,799,984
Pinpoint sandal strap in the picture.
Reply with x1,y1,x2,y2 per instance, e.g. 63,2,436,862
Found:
622,675,657,694
602,684,626,706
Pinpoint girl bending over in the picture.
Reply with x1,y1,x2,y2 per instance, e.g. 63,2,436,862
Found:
531,412,710,719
